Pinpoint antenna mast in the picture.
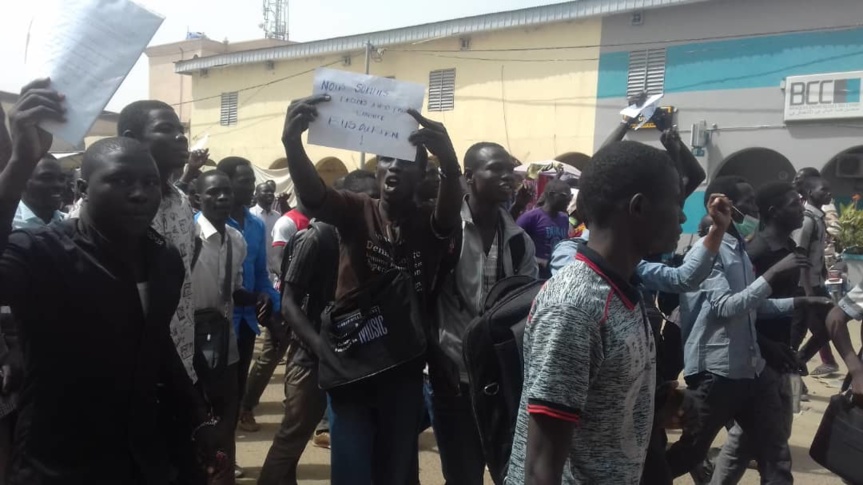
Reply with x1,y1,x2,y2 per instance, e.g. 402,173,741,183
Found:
262,0,289,40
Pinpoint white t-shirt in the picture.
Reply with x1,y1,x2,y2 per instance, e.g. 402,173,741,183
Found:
272,215,299,248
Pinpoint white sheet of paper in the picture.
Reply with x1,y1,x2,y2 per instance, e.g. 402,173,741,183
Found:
308,68,426,161
620,93,664,119
190,133,209,152
25,0,164,146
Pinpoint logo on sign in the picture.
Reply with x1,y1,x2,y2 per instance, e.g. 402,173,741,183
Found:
788,78,861,106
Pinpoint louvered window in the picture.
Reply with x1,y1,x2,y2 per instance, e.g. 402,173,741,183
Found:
428,69,455,112
627,49,666,97
220,92,238,126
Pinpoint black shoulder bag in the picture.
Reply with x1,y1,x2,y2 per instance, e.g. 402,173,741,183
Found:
809,349,863,484
318,234,427,390
193,234,234,375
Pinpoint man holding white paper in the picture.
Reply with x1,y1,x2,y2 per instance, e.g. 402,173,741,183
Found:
281,92,462,485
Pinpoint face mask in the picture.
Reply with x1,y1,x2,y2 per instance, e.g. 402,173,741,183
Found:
733,214,760,240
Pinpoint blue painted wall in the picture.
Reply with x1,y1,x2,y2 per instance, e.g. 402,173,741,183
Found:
682,191,706,235
598,27,863,99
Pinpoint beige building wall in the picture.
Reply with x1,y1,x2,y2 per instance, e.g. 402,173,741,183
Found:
147,38,292,126
184,18,602,174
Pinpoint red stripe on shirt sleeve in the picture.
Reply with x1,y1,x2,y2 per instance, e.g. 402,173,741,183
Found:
527,403,580,424
273,241,287,248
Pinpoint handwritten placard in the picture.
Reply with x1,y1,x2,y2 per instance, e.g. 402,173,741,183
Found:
308,68,426,161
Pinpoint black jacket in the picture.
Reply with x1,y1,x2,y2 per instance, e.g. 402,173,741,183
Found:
0,218,206,484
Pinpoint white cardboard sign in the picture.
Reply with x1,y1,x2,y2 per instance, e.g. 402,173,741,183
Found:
308,68,426,161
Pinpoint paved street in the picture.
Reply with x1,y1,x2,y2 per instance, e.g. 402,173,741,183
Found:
236,321,861,484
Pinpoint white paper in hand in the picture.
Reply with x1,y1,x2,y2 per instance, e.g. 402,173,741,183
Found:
308,68,426,161
24,0,164,146
620,93,664,128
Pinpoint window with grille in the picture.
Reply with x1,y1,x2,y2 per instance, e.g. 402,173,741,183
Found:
220,92,238,126
428,69,456,112
627,49,666,97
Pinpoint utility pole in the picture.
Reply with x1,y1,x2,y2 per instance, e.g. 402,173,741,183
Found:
360,41,372,167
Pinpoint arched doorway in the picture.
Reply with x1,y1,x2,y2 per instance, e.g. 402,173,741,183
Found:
714,148,794,189
316,157,348,186
269,157,287,170
364,156,378,172
554,152,591,172
823,145,863,207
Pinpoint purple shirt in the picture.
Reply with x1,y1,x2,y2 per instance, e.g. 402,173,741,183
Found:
516,207,569,262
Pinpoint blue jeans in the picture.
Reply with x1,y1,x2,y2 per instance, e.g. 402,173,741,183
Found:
431,382,486,485
328,370,424,485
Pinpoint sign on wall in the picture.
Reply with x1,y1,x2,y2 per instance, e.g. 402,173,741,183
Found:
784,71,863,121
308,68,426,160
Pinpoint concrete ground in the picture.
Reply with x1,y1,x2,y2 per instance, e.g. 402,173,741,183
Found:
236,321,861,484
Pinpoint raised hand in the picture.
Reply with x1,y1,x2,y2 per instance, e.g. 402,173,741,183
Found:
8,78,65,164
188,148,209,173
407,109,457,168
282,94,330,144
706,194,732,231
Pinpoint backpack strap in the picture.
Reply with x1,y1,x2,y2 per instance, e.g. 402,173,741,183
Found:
509,233,525,275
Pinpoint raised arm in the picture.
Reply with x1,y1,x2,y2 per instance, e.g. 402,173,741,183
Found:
661,129,706,198
0,103,11,172
0,79,64,250
406,109,462,234
175,148,209,195
637,195,731,292
599,120,631,150
281,95,331,209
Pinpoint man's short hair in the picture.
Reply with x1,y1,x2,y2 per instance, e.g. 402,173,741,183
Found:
117,100,174,137
196,170,230,193
800,174,824,194
794,167,821,194
578,141,676,227
756,181,795,223
704,175,748,207
342,169,376,193
216,157,252,178
543,179,570,196
464,142,507,172
81,137,151,180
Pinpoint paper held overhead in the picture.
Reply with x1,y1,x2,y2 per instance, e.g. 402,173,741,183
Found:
24,0,164,146
620,93,664,130
307,68,426,161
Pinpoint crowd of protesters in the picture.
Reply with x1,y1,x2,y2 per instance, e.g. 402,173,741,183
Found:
0,77,859,485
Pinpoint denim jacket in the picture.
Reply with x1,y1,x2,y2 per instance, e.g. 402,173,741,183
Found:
550,238,716,294
679,234,794,380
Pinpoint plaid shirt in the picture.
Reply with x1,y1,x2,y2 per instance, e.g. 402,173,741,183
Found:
481,234,501,299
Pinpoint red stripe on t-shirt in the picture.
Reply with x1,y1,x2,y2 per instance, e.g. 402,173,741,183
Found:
527,404,581,424
575,252,636,310
273,241,287,248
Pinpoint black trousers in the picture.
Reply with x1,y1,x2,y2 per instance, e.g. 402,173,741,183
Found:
791,286,837,364
665,368,792,484
237,321,257,412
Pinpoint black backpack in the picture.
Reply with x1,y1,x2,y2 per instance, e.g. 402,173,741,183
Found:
462,274,544,485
